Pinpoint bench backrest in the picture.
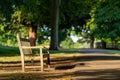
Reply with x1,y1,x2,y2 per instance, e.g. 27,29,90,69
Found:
17,34,32,55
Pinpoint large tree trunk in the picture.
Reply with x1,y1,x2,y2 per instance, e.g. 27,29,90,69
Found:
29,23,37,46
50,0,60,50
90,36,94,48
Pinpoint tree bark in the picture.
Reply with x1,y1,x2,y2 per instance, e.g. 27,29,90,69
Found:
29,22,37,46
50,0,60,50
90,36,94,48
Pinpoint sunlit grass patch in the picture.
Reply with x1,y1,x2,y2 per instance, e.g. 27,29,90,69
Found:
0,55,21,63
0,56,21,63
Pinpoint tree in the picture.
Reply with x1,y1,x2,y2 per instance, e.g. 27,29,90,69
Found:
93,0,120,47
0,0,104,49
50,0,61,50
0,0,50,44
58,0,96,48
11,0,51,46
61,36,74,49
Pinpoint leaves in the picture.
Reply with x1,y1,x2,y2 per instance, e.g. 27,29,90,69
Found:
92,0,120,42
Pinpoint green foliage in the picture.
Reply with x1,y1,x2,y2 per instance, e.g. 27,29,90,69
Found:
61,37,74,49
93,0,120,41
1,0,120,48
0,0,52,46
59,0,94,30
79,0,120,48
0,21,29,46
11,0,51,26
36,26,50,45
58,0,98,47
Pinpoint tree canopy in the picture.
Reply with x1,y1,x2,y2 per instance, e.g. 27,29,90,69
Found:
0,0,120,49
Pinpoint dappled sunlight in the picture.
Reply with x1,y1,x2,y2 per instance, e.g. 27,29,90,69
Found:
0,48,120,79
0,56,21,63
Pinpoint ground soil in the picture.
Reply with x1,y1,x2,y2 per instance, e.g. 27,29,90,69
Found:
0,48,120,80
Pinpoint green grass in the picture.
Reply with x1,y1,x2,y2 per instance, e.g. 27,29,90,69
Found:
0,46,19,56
102,49,120,54
0,46,20,63
0,46,79,56
1,46,120,63
0,46,80,63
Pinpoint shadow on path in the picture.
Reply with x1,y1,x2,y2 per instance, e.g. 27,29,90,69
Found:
1,48,120,80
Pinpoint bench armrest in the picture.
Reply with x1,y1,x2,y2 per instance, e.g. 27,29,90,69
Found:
22,46,49,49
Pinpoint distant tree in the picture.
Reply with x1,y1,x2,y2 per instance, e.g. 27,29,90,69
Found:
93,0,120,47
58,0,97,48
61,37,74,49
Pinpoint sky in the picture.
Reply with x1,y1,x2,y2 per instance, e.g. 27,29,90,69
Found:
70,34,82,42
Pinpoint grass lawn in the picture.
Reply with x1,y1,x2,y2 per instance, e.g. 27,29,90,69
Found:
0,46,80,63
0,46,19,56
0,46,20,63
0,46,120,63
102,49,120,55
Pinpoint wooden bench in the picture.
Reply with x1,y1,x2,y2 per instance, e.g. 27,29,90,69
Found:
16,33,50,72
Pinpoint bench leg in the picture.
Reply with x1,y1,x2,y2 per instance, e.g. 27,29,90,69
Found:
47,54,50,68
40,48,44,71
21,54,25,72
